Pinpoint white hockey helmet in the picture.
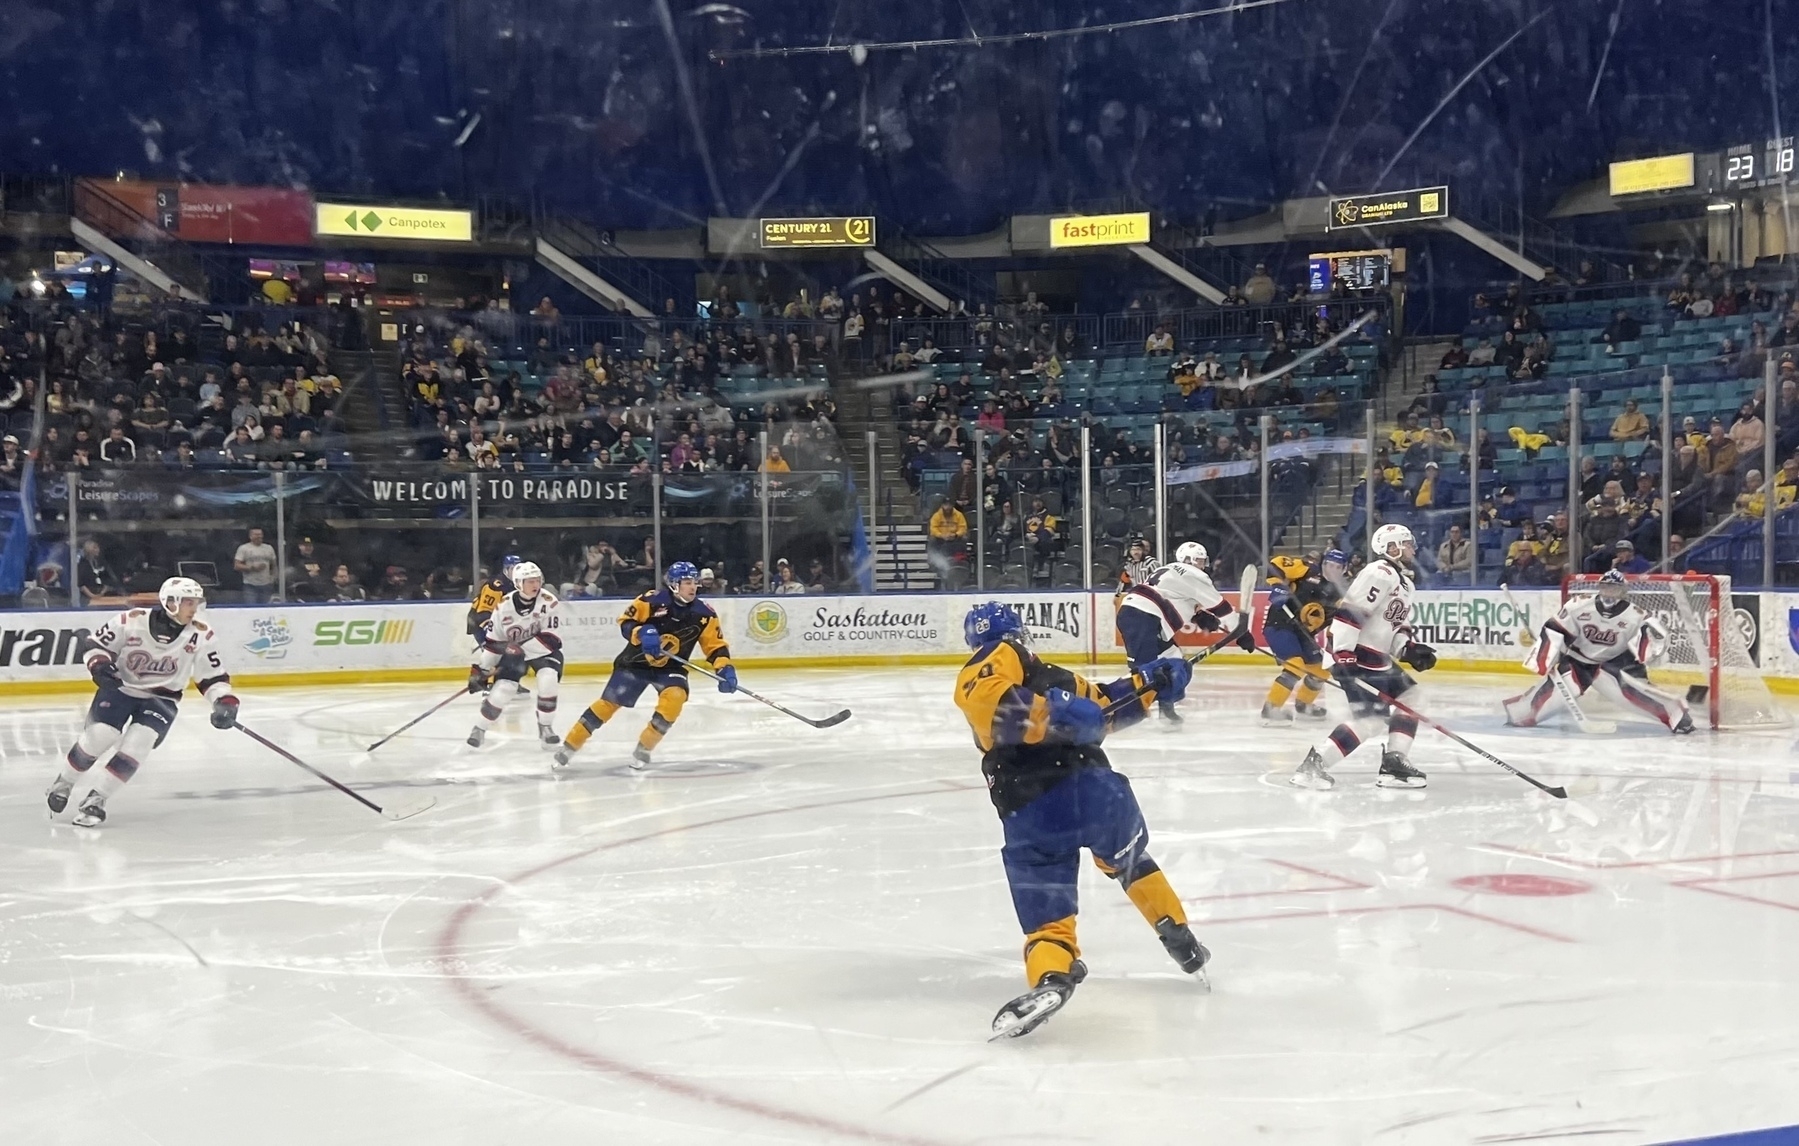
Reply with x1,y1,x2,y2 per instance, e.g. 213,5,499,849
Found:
510,561,544,595
1370,523,1416,562
159,576,205,617
1174,541,1209,570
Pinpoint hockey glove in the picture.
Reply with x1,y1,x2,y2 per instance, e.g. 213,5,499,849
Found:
1142,656,1193,704
467,664,489,694
1399,642,1437,672
1231,625,1259,652
636,624,662,654
717,665,739,694
88,654,122,690
209,696,240,730
1045,689,1106,745
1333,645,1360,668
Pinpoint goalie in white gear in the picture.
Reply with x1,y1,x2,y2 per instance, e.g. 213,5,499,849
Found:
1290,524,1435,791
46,577,240,827
1115,541,1254,724
1501,570,1695,734
466,561,564,748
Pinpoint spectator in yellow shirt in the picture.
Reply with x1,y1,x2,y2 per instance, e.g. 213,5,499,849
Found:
1414,461,1439,507
926,498,970,587
1610,399,1649,441
761,447,792,473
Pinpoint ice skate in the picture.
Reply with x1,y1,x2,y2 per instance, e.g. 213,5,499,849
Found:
45,776,72,816
1154,917,1211,988
552,744,574,769
466,727,486,748
1294,701,1329,721
631,745,653,770
70,790,108,828
1376,750,1427,789
1673,713,1695,735
1289,747,1336,789
1260,702,1293,725
1158,702,1183,728
990,960,1087,1040
538,722,559,749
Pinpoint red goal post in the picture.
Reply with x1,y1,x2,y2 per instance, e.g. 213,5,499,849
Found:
1562,573,1784,730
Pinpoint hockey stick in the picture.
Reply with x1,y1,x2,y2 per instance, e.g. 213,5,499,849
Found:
667,652,852,728
1337,672,1568,799
366,687,466,752
236,722,436,821
1100,563,1262,720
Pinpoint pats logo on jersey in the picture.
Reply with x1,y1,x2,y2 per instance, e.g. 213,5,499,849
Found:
747,601,788,644
243,617,294,660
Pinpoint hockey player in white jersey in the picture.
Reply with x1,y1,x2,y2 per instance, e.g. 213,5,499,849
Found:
1502,569,1695,733
1116,541,1255,723
1290,524,1435,790
466,560,564,749
46,577,240,827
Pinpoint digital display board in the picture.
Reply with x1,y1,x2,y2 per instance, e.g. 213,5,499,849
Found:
1309,249,1391,293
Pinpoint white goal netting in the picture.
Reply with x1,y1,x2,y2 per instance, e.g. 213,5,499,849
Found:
1563,574,1786,730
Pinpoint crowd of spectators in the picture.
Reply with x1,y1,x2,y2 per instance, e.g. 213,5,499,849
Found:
0,293,351,486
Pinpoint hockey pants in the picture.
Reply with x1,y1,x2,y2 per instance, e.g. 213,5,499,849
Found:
1000,767,1188,987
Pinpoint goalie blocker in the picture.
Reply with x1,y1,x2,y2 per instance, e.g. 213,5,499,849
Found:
1503,570,1694,734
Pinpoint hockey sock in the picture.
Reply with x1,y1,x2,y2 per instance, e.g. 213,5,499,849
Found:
1120,868,1188,928
1320,724,1362,764
1297,663,1330,706
1386,714,1418,759
637,687,687,752
476,680,519,730
92,753,139,800
1265,668,1300,707
1022,916,1080,986
58,743,100,788
535,669,559,722
563,699,620,750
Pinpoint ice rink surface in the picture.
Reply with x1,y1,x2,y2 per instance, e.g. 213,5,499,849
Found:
3,664,1798,1146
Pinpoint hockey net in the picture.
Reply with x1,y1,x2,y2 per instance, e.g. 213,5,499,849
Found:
1563,573,1786,729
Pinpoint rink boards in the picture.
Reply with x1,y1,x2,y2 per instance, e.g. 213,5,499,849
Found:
3,586,1798,691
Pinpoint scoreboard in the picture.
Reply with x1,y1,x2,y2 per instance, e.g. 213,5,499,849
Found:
1722,137,1795,189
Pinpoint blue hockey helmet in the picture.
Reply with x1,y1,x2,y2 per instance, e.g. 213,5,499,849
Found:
500,553,523,577
666,560,700,588
1321,547,1348,583
964,601,1025,649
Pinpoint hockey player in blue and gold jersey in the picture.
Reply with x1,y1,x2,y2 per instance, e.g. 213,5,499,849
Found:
553,561,737,771
1260,548,1346,724
954,601,1211,1039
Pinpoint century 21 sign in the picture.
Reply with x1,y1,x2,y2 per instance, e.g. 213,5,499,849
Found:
759,217,876,248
